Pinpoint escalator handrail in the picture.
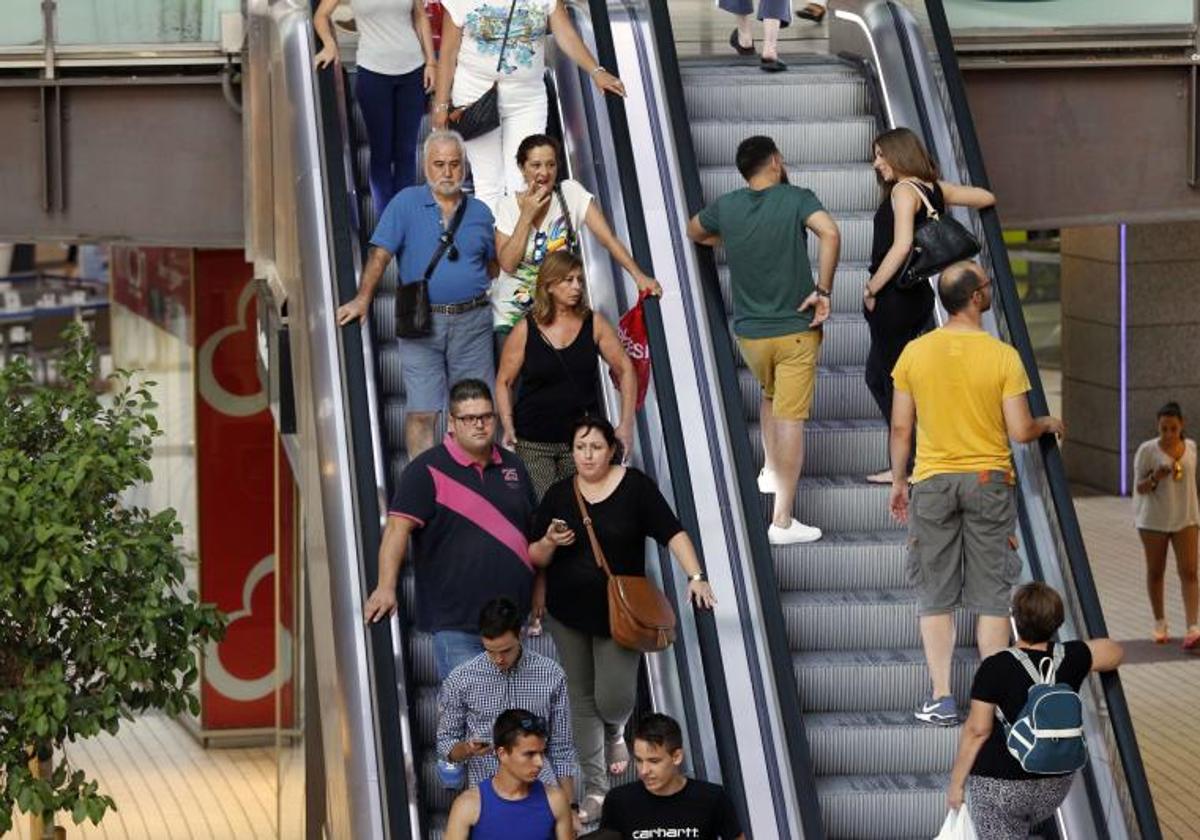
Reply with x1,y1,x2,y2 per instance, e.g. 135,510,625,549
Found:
581,0,751,828
312,58,417,840
634,3,826,836
921,2,1162,836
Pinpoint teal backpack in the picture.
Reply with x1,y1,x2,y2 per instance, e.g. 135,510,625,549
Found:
995,646,1088,775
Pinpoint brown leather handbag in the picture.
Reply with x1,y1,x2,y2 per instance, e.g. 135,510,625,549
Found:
572,479,677,653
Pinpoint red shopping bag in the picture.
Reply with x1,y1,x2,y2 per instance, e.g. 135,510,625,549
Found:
610,290,652,410
425,1,444,51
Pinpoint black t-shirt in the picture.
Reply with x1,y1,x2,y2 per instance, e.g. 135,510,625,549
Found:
969,640,1093,780
533,468,683,637
600,779,742,840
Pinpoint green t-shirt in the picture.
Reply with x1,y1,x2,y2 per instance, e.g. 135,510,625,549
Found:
698,183,824,339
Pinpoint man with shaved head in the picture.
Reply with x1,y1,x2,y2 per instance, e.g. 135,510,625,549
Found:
887,260,1063,728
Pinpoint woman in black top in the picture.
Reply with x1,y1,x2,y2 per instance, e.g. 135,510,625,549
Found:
861,128,995,483
528,416,716,823
496,250,637,497
946,582,1123,838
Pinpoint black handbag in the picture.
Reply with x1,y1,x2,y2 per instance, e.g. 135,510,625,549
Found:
893,180,980,291
448,0,519,142
396,198,469,338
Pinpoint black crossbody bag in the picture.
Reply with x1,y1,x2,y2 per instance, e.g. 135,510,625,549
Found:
893,179,980,290
396,198,469,339
448,0,519,141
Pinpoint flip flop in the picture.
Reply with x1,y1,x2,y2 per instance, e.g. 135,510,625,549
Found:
606,737,630,775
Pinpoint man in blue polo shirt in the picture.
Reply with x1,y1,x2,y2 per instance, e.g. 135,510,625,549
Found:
337,129,496,457
363,378,541,681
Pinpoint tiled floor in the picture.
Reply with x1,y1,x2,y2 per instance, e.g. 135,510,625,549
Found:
8,712,276,839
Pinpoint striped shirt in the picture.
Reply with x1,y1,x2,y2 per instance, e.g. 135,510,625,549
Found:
436,648,578,788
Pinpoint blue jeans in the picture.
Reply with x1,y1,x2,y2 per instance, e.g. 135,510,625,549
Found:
398,305,494,412
355,66,426,218
432,630,484,683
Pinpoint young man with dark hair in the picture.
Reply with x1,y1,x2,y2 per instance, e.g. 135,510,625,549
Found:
445,709,575,840
889,261,1065,726
437,598,577,795
599,714,744,840
686,135,841,546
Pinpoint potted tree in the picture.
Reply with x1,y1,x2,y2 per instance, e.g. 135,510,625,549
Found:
0,324,227,834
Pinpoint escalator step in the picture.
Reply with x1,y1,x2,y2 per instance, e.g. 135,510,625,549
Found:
682,68,866,121
691,117,876,167
372,291,395,342
699,164,878,214
744,418,887,477
792,648,977,713
817,773,950,839
772,531,907,591
780,589,979,651
786,477,897,533
377,340,404,396
805,711,958,776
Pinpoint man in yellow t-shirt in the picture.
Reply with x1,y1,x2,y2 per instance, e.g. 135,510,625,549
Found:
889,261,1063,727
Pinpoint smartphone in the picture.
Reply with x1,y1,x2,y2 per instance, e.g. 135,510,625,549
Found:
550,518,569,533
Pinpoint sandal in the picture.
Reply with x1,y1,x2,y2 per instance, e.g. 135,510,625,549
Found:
576,792,605,825
1183,627,1200,651
729,29,756,57
797,3,827,24
1154,621,1170,644
606,736,630,775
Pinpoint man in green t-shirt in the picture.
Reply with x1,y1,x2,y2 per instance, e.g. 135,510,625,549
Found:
687,135,841,545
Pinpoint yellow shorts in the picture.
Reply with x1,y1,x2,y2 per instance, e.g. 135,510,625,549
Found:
737,329,822,420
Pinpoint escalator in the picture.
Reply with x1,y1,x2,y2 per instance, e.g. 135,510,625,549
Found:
594,1,1164,838
245,1,772,837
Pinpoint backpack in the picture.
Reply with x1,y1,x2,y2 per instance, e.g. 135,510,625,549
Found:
995,645,1088,775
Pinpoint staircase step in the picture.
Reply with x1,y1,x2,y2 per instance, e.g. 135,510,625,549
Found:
773,531,907,591
682,67,867,121
817,773,950,839
739,365,878,421
793,647,978,712
691,117,876,167
746,418,887,477
717,262,870,316
699,164,878,214
806,711,959,775
781,589,979,650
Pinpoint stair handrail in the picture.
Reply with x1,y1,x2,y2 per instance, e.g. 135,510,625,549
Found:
920,2,1162,836
581,0,754,830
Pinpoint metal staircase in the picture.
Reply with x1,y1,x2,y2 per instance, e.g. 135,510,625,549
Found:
685,56,973,837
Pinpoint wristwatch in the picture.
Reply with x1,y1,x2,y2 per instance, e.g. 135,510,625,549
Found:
815,287,832,298
688,572,706,583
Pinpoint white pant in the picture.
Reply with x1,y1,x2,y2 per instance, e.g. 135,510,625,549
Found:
452,68,548,214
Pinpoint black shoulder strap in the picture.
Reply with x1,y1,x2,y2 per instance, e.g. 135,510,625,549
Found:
421,198,471,283
555,183,579,253
495,0,521,73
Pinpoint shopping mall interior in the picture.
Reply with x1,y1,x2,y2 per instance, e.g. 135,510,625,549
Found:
2,1,1199,838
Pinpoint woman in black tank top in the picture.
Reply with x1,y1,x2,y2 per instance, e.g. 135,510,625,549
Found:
860,128,996,483
495,250,638,498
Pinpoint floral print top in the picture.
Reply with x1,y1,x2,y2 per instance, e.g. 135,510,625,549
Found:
443,0,559,82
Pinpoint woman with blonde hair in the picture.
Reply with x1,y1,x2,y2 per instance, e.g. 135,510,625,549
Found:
862,127,996,483
496,250,636,495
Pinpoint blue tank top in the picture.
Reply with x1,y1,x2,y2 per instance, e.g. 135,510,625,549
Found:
471,779,555,840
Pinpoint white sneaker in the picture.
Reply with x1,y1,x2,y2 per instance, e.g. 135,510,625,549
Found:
757,467,777,494
768,519,823,545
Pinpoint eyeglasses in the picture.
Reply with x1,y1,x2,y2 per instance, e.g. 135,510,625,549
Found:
452,411,495,426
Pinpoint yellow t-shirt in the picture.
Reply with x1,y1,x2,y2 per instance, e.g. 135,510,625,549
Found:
892,328,1031,482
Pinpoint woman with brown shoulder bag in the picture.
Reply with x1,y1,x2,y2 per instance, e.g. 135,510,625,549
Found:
528,415,715,823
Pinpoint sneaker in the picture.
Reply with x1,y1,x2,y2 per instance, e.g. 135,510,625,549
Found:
915,695,959,726
767,519,822,545
757,467,777,494
436,758,465,789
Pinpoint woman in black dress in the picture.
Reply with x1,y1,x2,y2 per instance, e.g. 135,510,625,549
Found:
528,416,716,823
861,128,995,483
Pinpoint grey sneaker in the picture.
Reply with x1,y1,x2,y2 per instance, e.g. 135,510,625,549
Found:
914,695,959,726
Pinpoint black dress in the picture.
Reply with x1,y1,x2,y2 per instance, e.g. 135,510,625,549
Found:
864,181,943,425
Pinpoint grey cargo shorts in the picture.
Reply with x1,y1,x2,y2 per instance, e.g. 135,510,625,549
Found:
906,470,1022,616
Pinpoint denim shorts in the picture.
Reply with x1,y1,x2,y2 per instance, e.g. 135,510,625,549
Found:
399,305,494,413
906,470,1022,616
